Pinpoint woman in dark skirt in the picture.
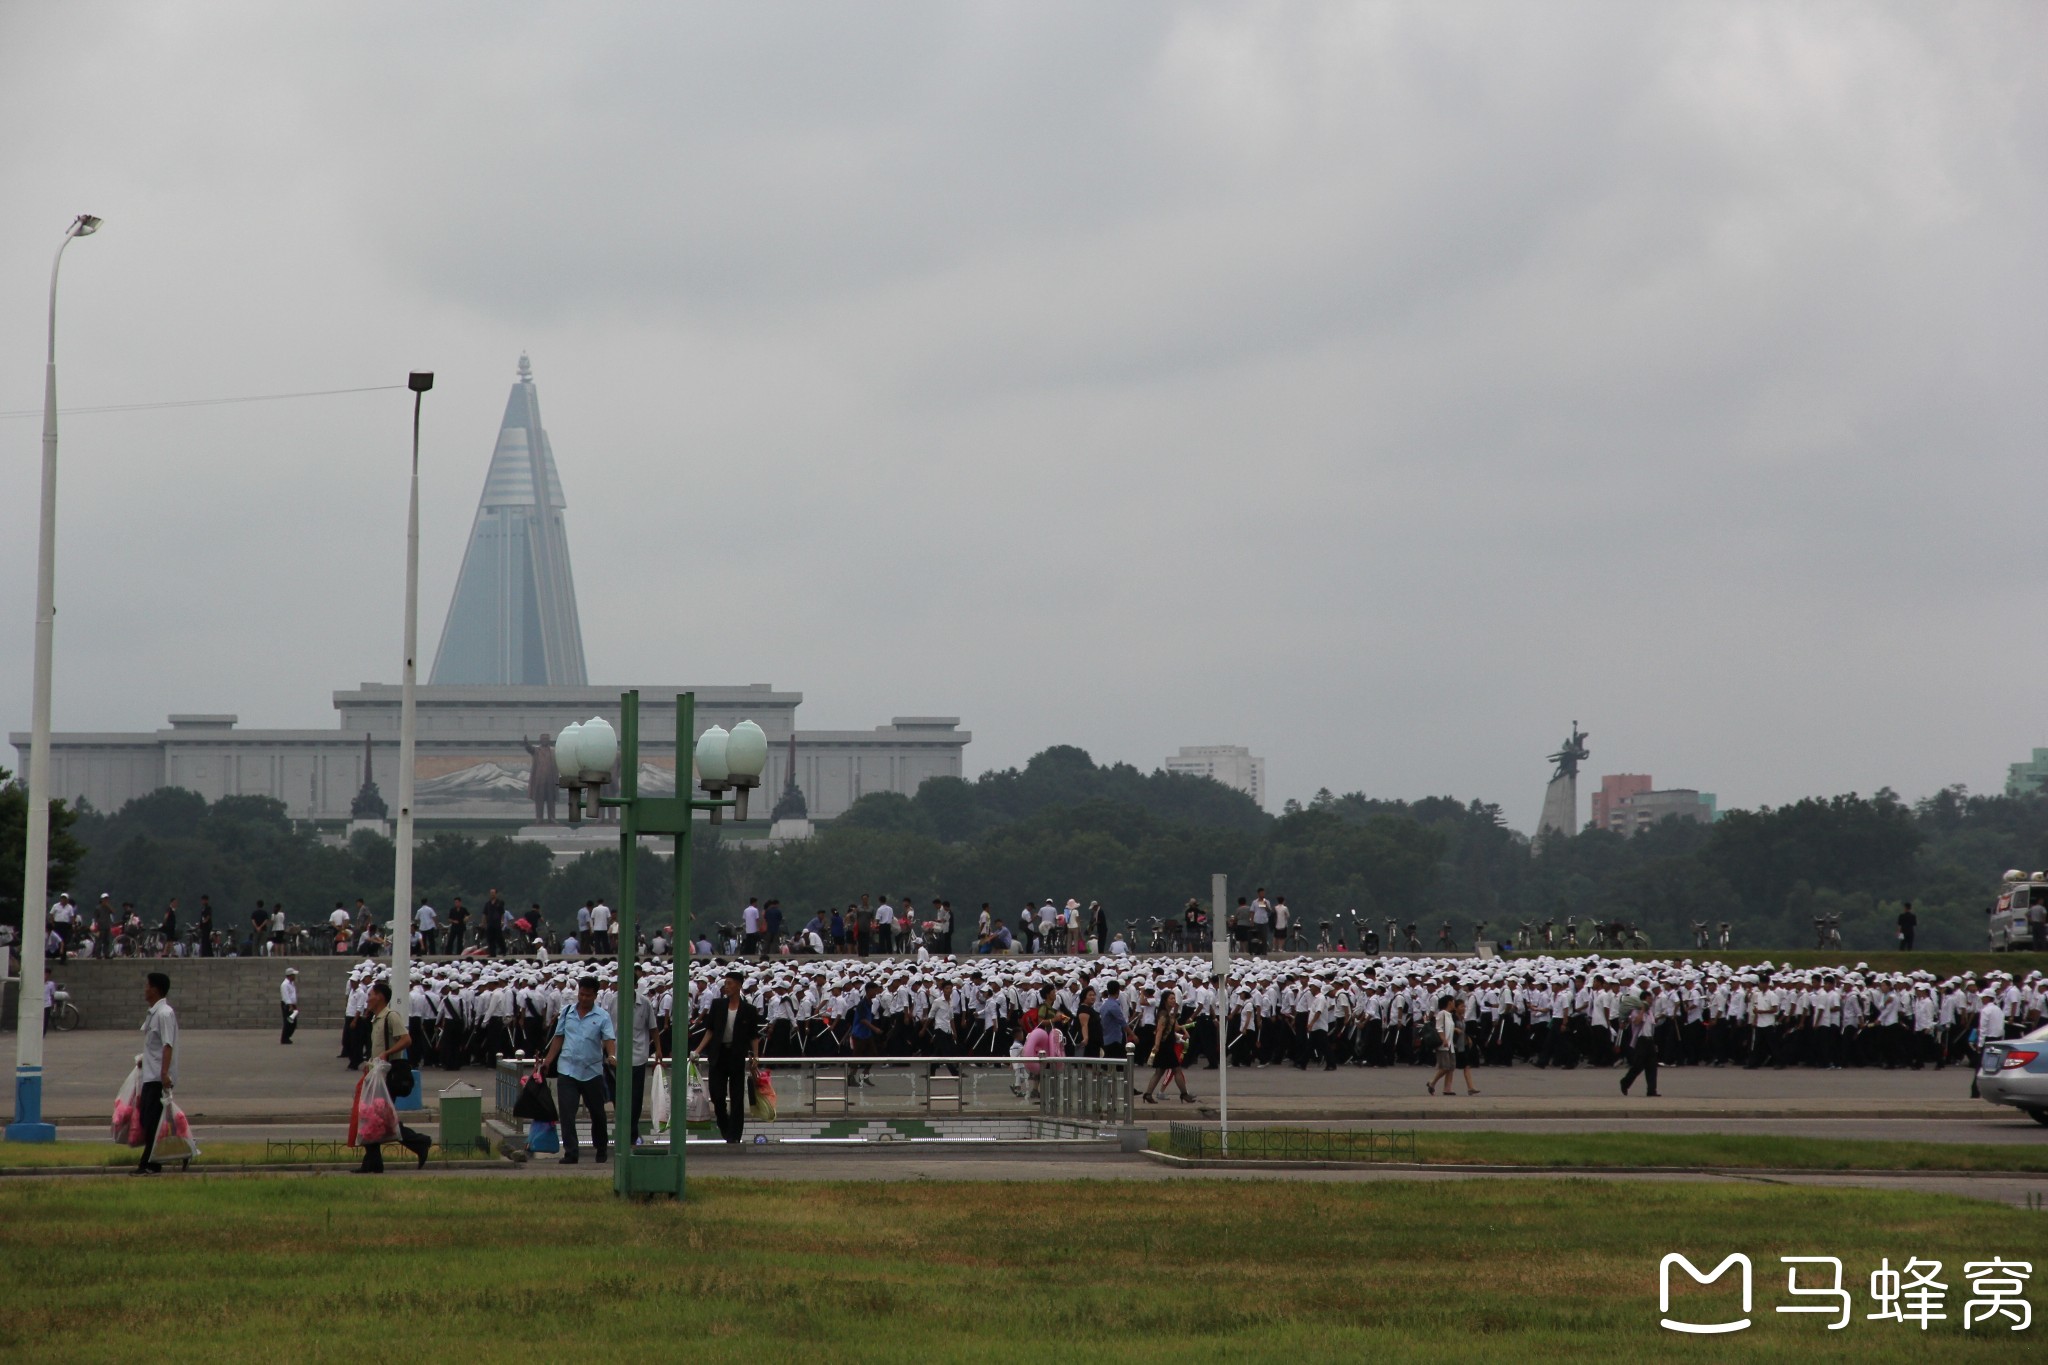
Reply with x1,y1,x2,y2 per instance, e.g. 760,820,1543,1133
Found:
1141,989,1194,1104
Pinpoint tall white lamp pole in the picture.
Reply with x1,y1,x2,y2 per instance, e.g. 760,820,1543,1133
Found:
9,214,100,1144
389,373,432,1088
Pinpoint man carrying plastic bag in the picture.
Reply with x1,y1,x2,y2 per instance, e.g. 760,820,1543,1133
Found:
689,968,764,1144
132,972,179,1176
350,980,432,1172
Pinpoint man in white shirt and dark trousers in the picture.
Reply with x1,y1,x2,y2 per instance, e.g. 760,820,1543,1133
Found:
135,971,179,1175
1618,994,1660,1097
279,967,299,1044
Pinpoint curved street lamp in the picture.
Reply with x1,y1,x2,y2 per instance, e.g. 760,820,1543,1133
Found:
10,214,101,1144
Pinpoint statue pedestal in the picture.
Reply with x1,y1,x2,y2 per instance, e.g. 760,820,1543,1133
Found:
512,823,670,859
768,817,814,844
1537,774,1578,840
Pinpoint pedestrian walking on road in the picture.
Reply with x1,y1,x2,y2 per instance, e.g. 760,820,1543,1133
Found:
535,975,617,1163
1140,989,1193,1104
1427,995,1461,1096
133,972,178,1175
354,980,432,1173
279,967,299,1044
691,969,764,1143
1619,997,1660,1098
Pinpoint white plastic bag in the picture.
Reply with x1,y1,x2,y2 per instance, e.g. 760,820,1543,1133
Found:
685,1059,713,1125
350,1060,398,1147
649,1064,671,1133
151,1095,201,1163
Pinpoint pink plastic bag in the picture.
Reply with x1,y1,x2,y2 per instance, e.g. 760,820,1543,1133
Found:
350,1063,398,1146
111,1056,144,1146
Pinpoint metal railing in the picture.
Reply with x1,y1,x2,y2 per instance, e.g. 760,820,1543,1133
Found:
1167,1124,1417,1162
498,1054,1133,1124
1035,1056,1135,1124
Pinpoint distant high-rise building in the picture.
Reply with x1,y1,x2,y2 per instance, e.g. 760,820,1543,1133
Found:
1603,784,1716,837
2007,749,2048,797
430,354,589,686
1592,774,1653,832
1164,745,1265,808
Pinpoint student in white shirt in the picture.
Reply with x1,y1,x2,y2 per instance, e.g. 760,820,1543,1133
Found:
279,967,300,1045
135,971,179,1175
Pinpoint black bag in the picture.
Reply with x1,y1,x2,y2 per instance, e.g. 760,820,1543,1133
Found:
387,1056,415,1099
512,1072,557,1122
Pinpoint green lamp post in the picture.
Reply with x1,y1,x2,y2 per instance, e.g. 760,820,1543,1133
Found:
591,690,766,1198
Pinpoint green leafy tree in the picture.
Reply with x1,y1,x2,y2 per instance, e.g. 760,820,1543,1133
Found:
0,766,86,929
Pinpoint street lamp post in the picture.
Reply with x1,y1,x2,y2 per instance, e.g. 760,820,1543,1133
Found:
9,214,100,1144
598,691,767,1198
388,372,432,1112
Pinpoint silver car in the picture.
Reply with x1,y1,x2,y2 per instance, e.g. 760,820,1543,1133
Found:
1978,1023,2048,1126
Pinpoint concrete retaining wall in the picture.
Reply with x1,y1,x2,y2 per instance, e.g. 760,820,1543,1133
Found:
29,956,359,1031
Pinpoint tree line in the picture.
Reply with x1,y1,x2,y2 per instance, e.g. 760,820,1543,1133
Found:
4,753,2039,951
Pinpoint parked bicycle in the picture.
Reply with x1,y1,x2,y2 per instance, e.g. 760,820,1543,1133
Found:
47,982,82,1031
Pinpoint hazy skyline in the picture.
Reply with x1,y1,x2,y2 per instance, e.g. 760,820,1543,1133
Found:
3,3,2045,829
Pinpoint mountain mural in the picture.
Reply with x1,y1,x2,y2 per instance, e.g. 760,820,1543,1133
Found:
413,759,677,806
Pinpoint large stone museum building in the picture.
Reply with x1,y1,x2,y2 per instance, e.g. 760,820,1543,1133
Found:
12,357,968,827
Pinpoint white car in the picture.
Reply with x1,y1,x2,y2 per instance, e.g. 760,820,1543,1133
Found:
1977,1022,2048,1126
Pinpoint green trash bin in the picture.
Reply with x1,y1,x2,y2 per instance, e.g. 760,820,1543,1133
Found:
438,1082,484,1155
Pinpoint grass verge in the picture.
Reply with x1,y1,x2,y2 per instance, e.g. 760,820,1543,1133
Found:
0,1139,489,1171
2,1176,2042,1361
1150,1128,2048,1172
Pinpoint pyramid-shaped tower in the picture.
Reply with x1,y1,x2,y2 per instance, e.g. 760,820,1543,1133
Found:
429,354,589,686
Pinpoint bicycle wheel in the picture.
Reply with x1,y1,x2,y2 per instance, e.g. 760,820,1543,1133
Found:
53,1002,82,1031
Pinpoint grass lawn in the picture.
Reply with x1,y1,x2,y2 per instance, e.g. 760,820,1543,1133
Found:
3,1176,2043,1361
1153,1129,2048,1172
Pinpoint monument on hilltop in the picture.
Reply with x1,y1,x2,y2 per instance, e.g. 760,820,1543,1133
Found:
1537,722,1589,841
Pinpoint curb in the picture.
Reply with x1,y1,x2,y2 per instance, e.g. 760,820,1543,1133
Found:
0,1159,512,1179
1139,1150,2048,1179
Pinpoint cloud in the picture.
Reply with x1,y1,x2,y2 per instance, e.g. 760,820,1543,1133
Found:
0,1,2044,830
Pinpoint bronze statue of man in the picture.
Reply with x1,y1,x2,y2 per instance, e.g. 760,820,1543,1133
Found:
522,734,560,824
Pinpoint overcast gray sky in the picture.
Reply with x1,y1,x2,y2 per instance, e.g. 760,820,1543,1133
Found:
2,2,2044,830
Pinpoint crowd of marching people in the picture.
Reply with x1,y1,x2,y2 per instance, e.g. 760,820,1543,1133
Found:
339,950,2047,1100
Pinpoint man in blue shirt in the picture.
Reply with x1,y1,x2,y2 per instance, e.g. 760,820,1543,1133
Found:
1098,982,1128,1055
535,975,617,1164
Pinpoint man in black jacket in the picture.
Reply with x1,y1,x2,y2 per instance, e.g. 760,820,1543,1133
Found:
483,889,507,957
691,969,764,1143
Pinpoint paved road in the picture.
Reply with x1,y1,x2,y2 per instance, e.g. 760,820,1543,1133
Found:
79,1113,2045,1149
11,1029,2005,1124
